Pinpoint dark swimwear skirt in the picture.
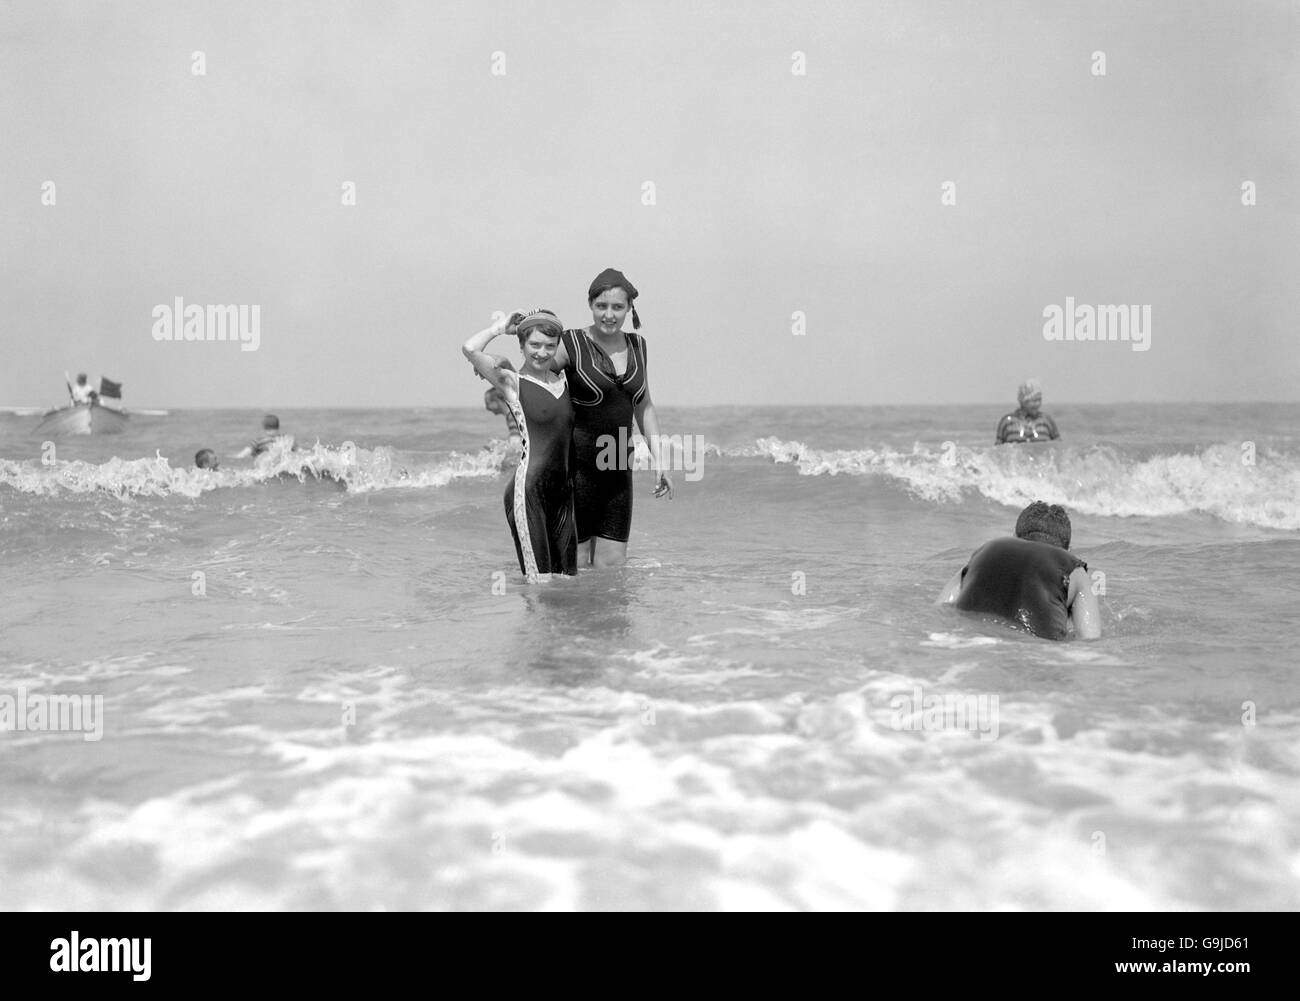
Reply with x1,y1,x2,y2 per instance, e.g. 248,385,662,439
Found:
572,428,632,544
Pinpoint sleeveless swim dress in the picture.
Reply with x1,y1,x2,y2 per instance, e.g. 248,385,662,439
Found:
504,372,577,579
559,328,649,544
954,537,1087,640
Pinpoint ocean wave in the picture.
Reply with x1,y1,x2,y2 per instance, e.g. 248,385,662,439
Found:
0,439,510,499
5,433,1299,530
749,438,1300,530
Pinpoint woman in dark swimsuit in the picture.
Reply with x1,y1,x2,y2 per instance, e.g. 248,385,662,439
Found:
550,269,673,568
463,309,576,580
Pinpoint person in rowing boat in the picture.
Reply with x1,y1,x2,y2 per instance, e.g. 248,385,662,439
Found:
995,379,1060,444
67,372,99,406
234,414,292,459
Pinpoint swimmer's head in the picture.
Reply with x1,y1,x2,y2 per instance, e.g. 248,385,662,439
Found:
195,448,219,470
1015,501,1071,549
588,268,640,330
1017,379,1043,415
262,414,280,431
76,373,88,385
515,311,563,371
514,309,563,346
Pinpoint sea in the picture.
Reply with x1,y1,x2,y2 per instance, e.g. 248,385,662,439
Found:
1,403,1297,910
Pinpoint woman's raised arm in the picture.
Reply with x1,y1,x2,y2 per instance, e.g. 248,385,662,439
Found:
463,312,523,391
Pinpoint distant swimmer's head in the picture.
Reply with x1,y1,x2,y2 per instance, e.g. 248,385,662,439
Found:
1017,379,1043,416
1015,500,1071,549
76,373,88,385
195,448,219,470
588,268,640,331
261,414,280,431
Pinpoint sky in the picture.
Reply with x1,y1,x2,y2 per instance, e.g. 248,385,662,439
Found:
1,0,1297,409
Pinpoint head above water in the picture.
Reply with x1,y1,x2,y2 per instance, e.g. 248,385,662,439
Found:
76,373,88,385
195,448,219,470
1015,501,1071,549
588,268,640,330
262,414,280,431
1017,378,1043,415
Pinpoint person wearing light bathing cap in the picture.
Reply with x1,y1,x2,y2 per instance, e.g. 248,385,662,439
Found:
996,379,1060,444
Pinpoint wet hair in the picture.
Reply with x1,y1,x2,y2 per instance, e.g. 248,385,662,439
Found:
76,373,88,384
1015,501,1071,549
195,448,218,469
262,414,280,431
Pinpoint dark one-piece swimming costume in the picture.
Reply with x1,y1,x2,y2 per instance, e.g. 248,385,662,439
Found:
504,373,577,578
559,328,649,544
954,537,1087,640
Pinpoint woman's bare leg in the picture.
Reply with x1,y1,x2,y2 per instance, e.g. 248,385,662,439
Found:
590,537,628,568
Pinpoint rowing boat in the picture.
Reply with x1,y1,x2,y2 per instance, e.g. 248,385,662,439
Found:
36,402,131,436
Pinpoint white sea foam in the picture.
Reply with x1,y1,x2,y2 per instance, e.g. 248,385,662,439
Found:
5,432,1297,530
750,438,1300,530
0,439,509,499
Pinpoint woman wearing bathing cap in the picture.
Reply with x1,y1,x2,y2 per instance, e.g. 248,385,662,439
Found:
996,379,1060,444
546,268,673,568
463,308,576,580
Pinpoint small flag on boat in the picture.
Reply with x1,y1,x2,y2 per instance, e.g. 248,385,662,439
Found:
99,377,122,400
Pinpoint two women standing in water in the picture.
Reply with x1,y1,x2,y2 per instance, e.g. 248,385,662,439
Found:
461,269,673,581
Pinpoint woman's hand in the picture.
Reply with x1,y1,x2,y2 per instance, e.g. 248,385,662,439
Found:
504,310,527,336
653,471,674,500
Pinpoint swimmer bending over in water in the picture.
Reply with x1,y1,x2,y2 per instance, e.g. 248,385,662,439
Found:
938,501,1101,640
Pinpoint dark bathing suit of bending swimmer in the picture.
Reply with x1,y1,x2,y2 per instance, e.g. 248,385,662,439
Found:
559,327,649,544
504,373,577,578
954,537,1087,640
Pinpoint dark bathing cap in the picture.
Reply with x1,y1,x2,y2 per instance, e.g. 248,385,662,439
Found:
588,268,641,330
515,309,564,339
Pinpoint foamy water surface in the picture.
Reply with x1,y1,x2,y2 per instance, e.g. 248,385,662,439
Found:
2,405,1298,909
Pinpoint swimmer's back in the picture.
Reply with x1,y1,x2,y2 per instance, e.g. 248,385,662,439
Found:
954,536,1086,640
